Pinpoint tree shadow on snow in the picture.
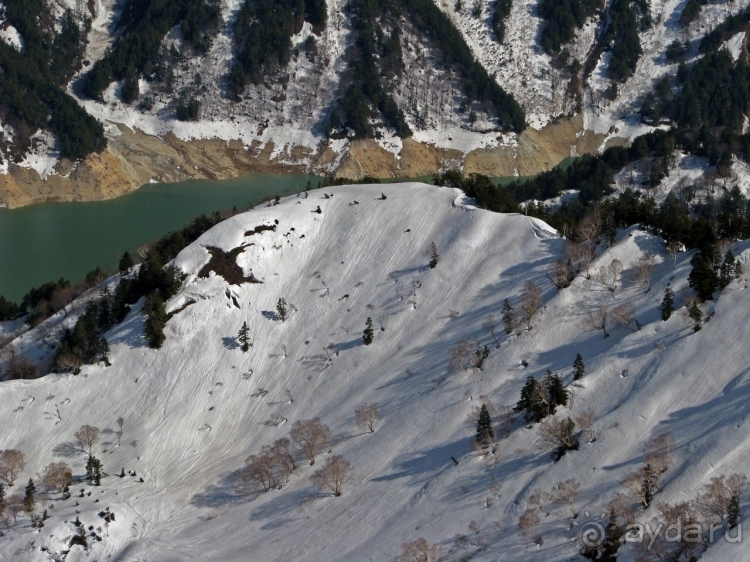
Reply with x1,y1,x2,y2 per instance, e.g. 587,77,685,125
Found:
53,441,84,458
371,438,469,482
261,310,280,321
190,468,258,508
222,336,239,350
249,488,315,528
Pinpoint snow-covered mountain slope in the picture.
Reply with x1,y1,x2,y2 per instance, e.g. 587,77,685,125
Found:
1,183,750,561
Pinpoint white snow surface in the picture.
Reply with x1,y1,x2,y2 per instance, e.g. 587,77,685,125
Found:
2,184,750,561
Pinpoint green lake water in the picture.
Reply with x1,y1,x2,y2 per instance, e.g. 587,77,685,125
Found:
0,160,575,303
0,173,318,302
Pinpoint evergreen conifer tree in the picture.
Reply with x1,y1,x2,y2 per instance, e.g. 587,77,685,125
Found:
688,301,703,332
276,298,288,322
515,376,539,421
660,283,674,321
476,404,495,448
688,252,718,300
728,493,741,529
641,465,653,508
362,317,374,345
86,456,102,486
547,371,568,409
0,482,5,505
502,298,515,334
143,293,167,348
119,251,134,273
573,353,585,380
24,479,35,513
719,250,736,289
428,242,439,269
238,321,251,352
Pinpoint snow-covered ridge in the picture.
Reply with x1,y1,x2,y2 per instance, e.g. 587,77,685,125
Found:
1,183,750,560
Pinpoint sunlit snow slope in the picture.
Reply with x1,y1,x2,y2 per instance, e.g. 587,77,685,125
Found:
1,183,749,561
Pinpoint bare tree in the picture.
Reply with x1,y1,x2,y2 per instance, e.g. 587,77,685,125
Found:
574,407,597,443
290,418,331,465
553,478,581,517
5,493,23,524
529,489,551,515
42,462,73,498
667,241,680,268
311,455,351,496
696,474,747,524
549,258,576,289
483,314,501,347
629,255,655,292
521,281,543,330
0,449,25,486
75,425,100,456
583,304,611,337
449,338,488,371
518,508,542,544
392,538,442,562
538,416,577,452
269,438,297,483
654,501,703,560
298,494,316,519
239,453,279,492
597,259,623,291
607,492,639,526
612,302,636,332
355,403,378,433
643,433,674,476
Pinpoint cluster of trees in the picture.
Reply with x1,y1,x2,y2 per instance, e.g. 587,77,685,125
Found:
237,417,355,497
0,2,105,160
491,0,513,43
537,0,601,55
83,0,222,102
329,0,410,138
227,0,326,100
515,370,569,423
604,0,649,83
55,294,113,373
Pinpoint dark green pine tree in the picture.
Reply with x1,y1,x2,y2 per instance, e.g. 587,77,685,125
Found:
119,251,134,273
546,371,568,410
475,404,495,448
502,298,515,334
428,242,439,269
688,301,703,332
238,321,251,352
98,337,111,367
728,493,741,529
688,252,718,300
276,298,288,322
144,293,167,348
86,456,102,486
0,482,5,505
719,250,736,289
514,376,539,421
641,465,654,508
362,317,374,345
573,353,585,380
24,479,36,514
660,283,675,321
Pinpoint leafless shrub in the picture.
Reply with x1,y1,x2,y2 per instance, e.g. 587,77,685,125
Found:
239,452,279,492
653,501,703,560
549,257,576,289
311,455,351,496
483,314,500,347
643,433,675,476
55,352,84,374
0,449,25,486
42,462,72,497
629,255,656,292
449,338,488,372
607,492,639,526
497,406,513,439
597,259,623,291
528,489,551,515
290,418,331,465
269,438,296,483
521,281,543,330
448,309,460,319
621,464,661,508
74,425,100,456
518,508,542,544
3,354,38,380
553,478,580,517
574,407,597,443
538,416,577,453
392,538,442,562
355,403,378,433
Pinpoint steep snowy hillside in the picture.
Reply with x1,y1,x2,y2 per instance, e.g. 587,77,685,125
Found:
1,183,749,561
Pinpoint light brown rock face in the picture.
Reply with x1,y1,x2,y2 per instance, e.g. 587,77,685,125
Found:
0,115,608,209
